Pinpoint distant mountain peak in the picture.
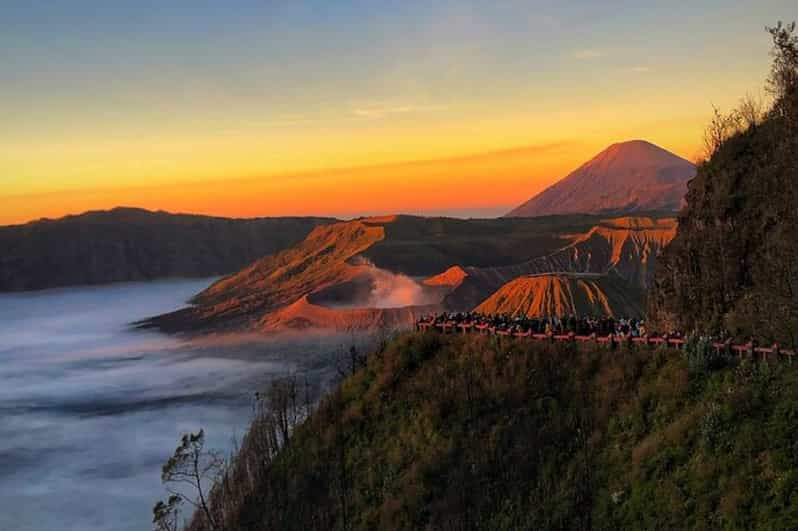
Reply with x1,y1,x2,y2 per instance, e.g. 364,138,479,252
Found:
505,140,695,218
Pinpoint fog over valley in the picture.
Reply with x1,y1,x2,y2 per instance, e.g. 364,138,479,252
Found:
0,279,344,531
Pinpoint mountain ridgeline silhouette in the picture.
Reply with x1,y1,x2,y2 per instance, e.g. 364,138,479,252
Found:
0,208,334,292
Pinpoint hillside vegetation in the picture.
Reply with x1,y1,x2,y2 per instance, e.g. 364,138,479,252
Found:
650,22,798,349
181,333,798,530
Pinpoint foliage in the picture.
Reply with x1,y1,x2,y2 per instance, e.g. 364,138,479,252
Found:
683,335,728,376
188,332,798,530
650,22,798,349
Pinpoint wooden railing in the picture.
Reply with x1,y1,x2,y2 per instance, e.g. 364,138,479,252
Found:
415,318,795,362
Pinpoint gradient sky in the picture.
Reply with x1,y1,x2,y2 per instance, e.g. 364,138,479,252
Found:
2,1,795,224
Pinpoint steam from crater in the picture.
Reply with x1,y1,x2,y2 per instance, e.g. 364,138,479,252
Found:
367,267,437,308
348,257,441,308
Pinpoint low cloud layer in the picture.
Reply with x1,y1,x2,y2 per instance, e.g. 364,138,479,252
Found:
0,279,344,531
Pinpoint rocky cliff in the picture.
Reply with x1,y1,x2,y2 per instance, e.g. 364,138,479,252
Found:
649,113,798,343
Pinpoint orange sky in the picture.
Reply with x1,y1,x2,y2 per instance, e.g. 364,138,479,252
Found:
2,2,787,225
2,137,697,225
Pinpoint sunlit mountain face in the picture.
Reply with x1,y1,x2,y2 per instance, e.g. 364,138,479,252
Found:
505,140,696,217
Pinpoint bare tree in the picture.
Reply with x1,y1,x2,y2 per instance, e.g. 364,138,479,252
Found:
702,105,743,159
152,494,182,531
738,93,765,129
335,343,366,379
159,430,224,531
266,375,300,445
766,21,798,101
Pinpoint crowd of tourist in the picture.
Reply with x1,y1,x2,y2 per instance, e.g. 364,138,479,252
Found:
418,312,684,340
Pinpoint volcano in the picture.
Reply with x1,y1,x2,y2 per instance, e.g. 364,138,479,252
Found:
143,214,673,334
431,216,677,311
505,140,695,217
474,273,645,318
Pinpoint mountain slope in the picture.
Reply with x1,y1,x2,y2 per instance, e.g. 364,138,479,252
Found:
143,215,610,333
144,218,389,332
438,216,676,311
474,273,644,317
0,208,333,292
259,295,440,332
188,333,798,530
505,140,695,217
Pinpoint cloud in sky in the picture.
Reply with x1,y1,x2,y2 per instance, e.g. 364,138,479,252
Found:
352,104,417,118
351,102,444,119
621,66,654,74
572,49,607,60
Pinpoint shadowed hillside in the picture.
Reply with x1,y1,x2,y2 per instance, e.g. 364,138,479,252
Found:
0,208,333,292
359,214,602,275
650,22,798,349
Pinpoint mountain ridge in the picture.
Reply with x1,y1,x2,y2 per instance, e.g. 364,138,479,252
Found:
0,207,335,292
435,216,676,311
143,215,673,334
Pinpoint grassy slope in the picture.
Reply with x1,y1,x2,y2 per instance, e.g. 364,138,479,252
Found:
225,333,798,530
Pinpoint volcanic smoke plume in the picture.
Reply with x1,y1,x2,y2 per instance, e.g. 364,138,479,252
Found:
343,257,440,309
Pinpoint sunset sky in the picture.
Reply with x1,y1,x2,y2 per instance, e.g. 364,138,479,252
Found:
2,1,794,225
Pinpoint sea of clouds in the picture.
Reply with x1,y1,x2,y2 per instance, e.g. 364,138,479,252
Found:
0,279,344,531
